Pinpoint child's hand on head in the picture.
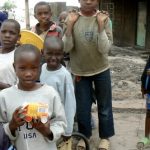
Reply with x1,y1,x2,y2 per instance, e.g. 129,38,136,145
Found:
9,107,26,136
32,118,53,140
99,10,109,17
97,12,108,32
67,10,79,26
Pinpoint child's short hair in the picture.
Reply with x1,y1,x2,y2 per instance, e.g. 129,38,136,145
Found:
14,44,41,62
34,1,51,13
44,36,64,50
1,19,20,33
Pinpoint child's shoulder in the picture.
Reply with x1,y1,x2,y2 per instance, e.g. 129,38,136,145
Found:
42,84,58,92
0,85,16,96
61,65,71,75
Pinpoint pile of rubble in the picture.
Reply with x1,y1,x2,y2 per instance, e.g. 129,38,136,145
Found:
109,46,146,101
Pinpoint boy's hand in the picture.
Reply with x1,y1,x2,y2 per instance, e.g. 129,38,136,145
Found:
32,118,53,140
99,10,109,17
97,12,108,32
67,10,79,26
9,107,26,136
65,10,79,36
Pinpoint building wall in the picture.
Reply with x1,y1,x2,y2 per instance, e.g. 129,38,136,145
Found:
112,0,137,46
100,0,150,51
49,2,66,21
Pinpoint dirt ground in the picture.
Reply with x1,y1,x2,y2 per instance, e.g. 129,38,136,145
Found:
90,46,149,150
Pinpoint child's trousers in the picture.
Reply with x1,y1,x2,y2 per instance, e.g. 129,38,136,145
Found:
75,69,115,138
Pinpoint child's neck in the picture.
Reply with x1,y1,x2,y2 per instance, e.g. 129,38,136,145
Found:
2,46,15,54
47,64,62,71
80,8,97,17
18,82,42,91
39,22,52,31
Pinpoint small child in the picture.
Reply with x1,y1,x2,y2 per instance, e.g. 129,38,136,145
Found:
58,11,68,29
40,36,76,141
32,1,62,40
0,19,20,90
0,44,66,150
137,57,150,148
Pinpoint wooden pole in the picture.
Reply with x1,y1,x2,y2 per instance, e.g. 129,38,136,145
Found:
25,0,30,29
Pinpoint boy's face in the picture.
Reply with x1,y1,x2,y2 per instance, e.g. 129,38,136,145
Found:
0,22,20,49
44,46,63,70
79,0,98,12
34,5,52,25
14,51,41,89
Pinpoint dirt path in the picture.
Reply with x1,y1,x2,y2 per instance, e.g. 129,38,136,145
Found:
89,46,148,150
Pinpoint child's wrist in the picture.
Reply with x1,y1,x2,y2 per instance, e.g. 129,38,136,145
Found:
9,122,17,136
67,21,75,28
47,130,53,140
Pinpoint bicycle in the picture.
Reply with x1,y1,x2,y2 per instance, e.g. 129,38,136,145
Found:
57,132,90,150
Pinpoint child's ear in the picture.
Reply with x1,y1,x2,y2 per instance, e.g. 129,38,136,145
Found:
18,33,21,41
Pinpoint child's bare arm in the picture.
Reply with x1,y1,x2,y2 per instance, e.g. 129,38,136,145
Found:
32,119,53,140
0,82,11,90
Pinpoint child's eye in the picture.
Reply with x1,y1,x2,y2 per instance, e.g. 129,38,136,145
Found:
32,67,38,70
19,67,25,70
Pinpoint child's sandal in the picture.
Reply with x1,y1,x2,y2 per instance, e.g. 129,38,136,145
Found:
98,139,110,150
137,137,150,149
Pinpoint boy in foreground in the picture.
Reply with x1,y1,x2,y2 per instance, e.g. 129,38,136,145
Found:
0,44,66,150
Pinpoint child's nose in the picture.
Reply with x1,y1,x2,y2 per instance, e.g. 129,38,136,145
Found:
25,71,32,77
5,32,10,37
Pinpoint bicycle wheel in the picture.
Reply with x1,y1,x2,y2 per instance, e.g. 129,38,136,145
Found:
71,132,90,150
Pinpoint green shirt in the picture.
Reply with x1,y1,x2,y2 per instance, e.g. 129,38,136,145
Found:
63,13,113,76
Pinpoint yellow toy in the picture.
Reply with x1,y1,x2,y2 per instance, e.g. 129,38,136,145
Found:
22,102,49,124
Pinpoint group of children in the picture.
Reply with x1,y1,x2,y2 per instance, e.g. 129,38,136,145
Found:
0,0,150,150
0,1,75,150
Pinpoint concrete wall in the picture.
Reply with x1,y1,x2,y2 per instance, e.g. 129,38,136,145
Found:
49,2,66,21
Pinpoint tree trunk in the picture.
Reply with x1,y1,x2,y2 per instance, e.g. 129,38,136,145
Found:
25,0,30,29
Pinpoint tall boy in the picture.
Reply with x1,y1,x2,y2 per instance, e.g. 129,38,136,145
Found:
0,44,66,150
63,0,114,149
32,1,62,40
